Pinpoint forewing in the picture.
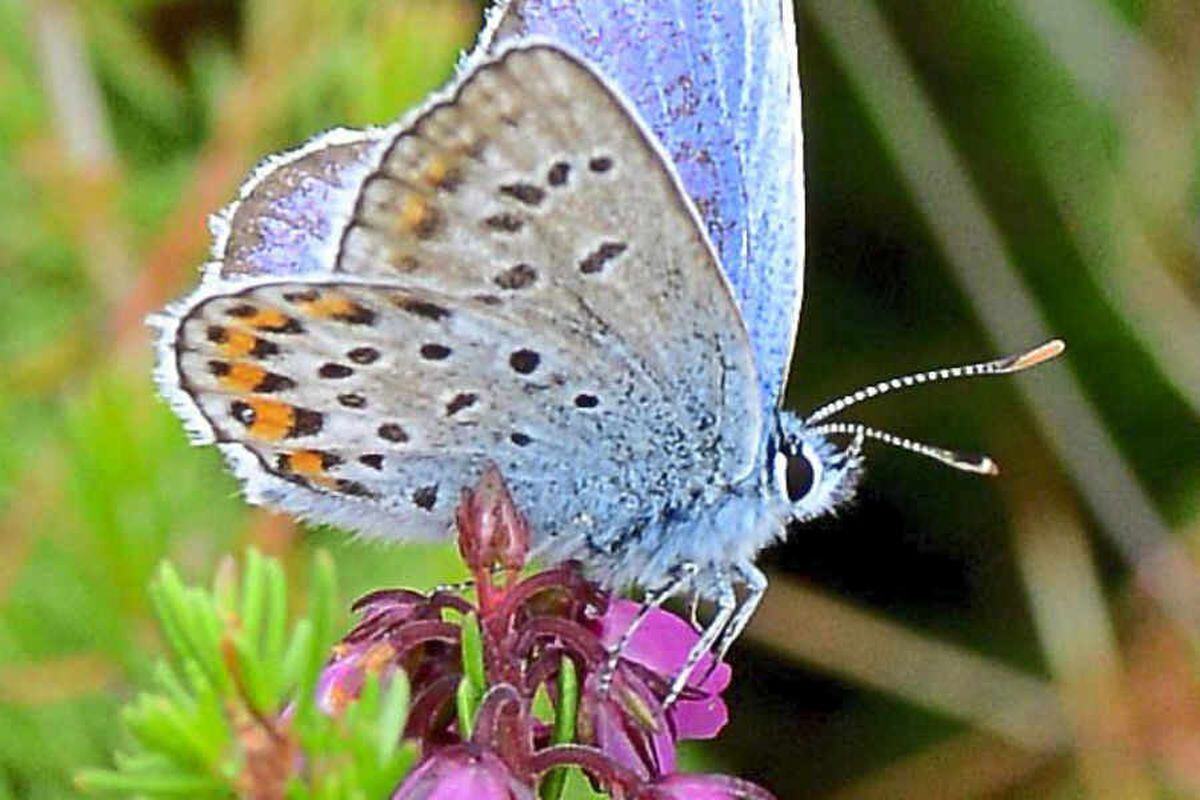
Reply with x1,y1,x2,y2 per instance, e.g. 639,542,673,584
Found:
159,46,762,547
479,0,806,407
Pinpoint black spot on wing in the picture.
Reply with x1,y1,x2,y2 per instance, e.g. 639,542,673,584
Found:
377,423,409,443
445,392,477,416
292,408,324,436
348,347,380,364
499,182,546,206
509,349,540,375
412,484,438,511
393,296,451,321
494,263,537,290
579,242,628,275
420,343,451,361
547,162,570,186
336,479,376,498
318,363,353,379
484,213,524,233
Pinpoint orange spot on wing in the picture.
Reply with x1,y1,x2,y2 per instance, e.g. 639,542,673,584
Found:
291,292,376,325
218,363,268,393
288,450,326,475
423,157,449,185
246,399,295,441
422,156,460,191
219,329,258,358
239,308,292,330
399,194,439,237
294,292,346,317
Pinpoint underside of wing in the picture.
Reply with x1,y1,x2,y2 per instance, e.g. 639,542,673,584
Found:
213,128,392,279
479,0,806,407
156,45,763,550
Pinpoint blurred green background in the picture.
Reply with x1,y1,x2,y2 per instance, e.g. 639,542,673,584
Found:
1,0,1198,797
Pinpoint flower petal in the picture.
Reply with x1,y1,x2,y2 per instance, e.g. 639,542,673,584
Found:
598,601,731,693
580,671,676,779
639,773,776,800
596,600,732,740
393,745,534,800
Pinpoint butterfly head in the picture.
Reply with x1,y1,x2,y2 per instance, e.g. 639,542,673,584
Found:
770,412,864,522
769,340,1066,522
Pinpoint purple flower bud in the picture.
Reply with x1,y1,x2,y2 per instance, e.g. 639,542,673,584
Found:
393,744,534,800
455,465,530,603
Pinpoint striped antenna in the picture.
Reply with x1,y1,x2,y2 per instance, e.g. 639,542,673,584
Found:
804,339,1064,425
811,422,999,475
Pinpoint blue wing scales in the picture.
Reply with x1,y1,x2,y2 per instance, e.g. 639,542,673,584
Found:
479,0,806,407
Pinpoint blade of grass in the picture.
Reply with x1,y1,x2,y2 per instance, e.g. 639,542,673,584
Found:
747,574,1069,750
1011,480,1155,799
805,0,1200,645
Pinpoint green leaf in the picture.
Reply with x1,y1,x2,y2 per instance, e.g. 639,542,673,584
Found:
86,549,422,797
241,549,268,654
539,656,579,800
76,768,224,796
455,673,477,741
455,612,485,737
375,672,410,764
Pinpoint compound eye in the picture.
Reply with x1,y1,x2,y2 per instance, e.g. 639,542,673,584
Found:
776,443,821,504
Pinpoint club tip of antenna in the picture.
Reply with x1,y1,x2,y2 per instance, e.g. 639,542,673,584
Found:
950,451,1000,475
1001,339,1065,373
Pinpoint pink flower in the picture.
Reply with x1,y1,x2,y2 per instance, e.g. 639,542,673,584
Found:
579,669,677,778
315,640,399,715
636,774,776,800
595,599,731,739
393,744,533,800
301,466,771,799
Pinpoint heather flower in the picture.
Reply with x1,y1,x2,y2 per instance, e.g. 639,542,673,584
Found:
393,744,533,800
594,599,731,740
307,464,772,799
579,667,677,777
636,774,776,800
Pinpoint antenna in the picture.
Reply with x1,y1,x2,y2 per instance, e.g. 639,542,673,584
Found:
811,422,999,475
805,339,1064,426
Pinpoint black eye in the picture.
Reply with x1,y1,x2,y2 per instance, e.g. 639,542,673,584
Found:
785,452,816,503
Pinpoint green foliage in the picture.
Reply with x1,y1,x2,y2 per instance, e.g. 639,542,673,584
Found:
455,612,485,739
77,549,416,798
0,2,478,794
540,657,579,800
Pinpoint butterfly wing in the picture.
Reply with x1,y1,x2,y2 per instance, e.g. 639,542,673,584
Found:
479,0,806,407
213,128,392,279
156,46,762,558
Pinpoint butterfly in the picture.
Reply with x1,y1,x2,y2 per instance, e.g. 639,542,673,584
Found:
152,0,1061,698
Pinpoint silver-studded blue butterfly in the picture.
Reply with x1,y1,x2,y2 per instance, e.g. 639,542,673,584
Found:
152,0,1062,698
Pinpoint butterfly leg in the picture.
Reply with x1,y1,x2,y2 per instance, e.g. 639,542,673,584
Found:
598,562,698,695
434,579,475,595
688,592,703,632
709,562,768,676
664,578,737,708
434,563,510,596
